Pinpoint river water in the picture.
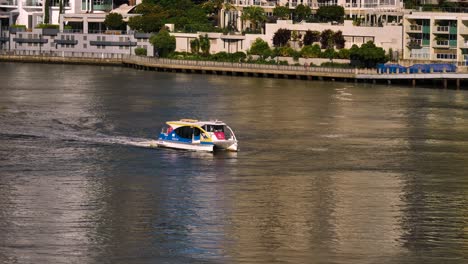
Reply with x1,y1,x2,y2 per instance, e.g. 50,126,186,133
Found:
0,62,468,264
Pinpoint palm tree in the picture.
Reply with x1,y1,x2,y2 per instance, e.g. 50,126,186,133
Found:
240,6,266,32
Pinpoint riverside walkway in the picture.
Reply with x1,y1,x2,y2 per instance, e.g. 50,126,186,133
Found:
1,50,467,89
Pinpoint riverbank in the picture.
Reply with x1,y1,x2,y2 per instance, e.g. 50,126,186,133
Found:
1,53,467,89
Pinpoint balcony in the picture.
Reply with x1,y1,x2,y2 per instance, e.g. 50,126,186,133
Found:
13,37,48,44
407,39,422,49
407,25,422,33
434,40,449,48
434,25,457,34
0,0,18,6
22,0,42,7
54,39,78,45
89,40,136,46
81,0,111,11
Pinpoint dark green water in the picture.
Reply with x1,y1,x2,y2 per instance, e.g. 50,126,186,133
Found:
1,62,468,264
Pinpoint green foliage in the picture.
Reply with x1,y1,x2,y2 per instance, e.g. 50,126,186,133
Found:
276,46,295,57
129,4,168,33
323,48,338,60
272,28,291,47
190,38,200,54
10,24,26,29
349,41,388,68
150,28,176,57
293,4,311,22
241,6,266,31
334,30,345,49
303,30,320,46
35,23,59,29
337,48,350,59
135,47,148,56
320,62,353,68
168,51,246,62
44,0,50,24
316,6,344,22
249,38,271,58
129,0,214,33
104,13,125,30
273,6,290,19
199,34,211,56
320,29,335,49
301,44,321,58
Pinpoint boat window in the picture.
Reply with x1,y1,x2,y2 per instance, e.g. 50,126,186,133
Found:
173,126,200,139
203,125,224,132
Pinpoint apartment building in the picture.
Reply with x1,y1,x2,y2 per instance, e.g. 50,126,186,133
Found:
403,11,468,63
0,0,74,28
223,0,404,30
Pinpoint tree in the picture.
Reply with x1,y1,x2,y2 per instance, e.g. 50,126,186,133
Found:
301,44,321,58
128,3,169,33
190,38,200,54
104,13,125,30
349,41,388,68
334,30,346,49
293,4,311,22
202,0,224,27
323,48,337,61
150,28,176,57
249,38,271,58
316,6,344,22
199,34,211,56
44,0,50,24
272,28,291,47
273,6,290,20
241,6,266,31
320,29,335,49
303,30,320,46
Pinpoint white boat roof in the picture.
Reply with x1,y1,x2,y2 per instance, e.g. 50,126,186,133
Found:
167,119,227,126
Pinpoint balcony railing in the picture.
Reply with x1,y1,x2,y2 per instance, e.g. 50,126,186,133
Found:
407,39,422,49
0,0,18,6
408,25,422,32
22,0,42,6
434,40,449,47
434,26,456,34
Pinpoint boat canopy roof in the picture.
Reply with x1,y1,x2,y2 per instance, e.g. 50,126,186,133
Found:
166,119,228,127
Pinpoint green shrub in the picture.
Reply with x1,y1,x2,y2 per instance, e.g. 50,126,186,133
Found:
301,44,321,58
35,24,59,29
135,47,147,56
320,62,353,68
11,24,26,29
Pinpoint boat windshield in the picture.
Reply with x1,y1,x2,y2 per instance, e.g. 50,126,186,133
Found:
203,124,236,140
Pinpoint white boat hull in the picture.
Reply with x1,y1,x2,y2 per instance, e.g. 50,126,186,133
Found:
213,140,238,152
157,140,214,152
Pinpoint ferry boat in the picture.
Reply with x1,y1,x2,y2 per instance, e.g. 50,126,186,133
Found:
157,119,238,152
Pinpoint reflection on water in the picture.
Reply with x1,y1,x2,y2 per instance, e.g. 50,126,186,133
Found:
1,62,468,263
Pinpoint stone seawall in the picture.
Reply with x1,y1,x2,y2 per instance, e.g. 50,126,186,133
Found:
0,55,123,66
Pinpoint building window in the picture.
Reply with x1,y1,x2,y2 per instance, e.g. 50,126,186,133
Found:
83,43,87,48
83,36,87,40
